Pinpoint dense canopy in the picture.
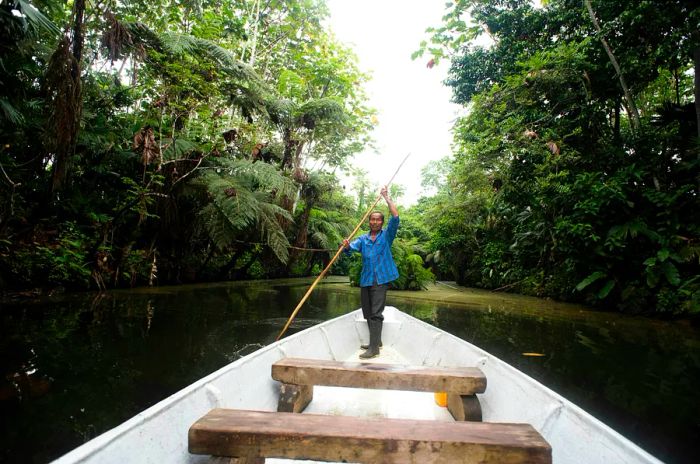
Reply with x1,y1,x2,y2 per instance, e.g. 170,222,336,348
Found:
1,0,698,314
411,0,699,314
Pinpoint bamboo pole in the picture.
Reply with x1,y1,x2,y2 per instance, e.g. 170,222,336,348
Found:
275,153,410,341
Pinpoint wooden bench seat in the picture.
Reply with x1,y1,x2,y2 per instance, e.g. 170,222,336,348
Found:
271,357,486,421
188,408,552,463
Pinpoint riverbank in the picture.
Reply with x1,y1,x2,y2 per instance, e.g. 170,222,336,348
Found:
318,277,698,336
6,275,696,333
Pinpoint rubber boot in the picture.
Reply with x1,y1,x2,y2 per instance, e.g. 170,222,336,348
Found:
359,321,380,359
360,320,382,350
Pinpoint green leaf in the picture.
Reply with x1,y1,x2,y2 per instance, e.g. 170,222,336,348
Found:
575,271,606,291
657,248,670,262
597,280,615,299
646,269,659,288
661,262,681,286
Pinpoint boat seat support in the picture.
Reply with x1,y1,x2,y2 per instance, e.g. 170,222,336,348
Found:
277,383,312,413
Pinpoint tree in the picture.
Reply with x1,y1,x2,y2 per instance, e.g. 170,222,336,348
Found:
0,0,374,290
414,0,700,314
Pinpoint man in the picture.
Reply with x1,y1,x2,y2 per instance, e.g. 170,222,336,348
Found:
343,185,399,359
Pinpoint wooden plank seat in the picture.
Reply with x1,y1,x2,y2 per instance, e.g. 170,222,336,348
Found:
188,408,552,464
271,357,487,421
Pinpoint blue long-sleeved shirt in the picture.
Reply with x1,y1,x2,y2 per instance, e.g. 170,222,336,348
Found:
346,215,400,287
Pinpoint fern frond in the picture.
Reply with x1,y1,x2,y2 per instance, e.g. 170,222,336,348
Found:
162,137,199,161
257,205,291,264
230,159,296,199
310,230,330,249
264,97,295,126
200,203,237,250
296,97,346,129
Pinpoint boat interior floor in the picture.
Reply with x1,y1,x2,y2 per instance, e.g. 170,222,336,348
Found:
306,345,454,420
260,346,455,463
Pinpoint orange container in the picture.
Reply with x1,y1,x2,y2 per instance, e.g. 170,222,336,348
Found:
434,391,447,407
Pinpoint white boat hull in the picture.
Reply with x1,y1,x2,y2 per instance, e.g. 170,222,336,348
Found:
53,307,662,464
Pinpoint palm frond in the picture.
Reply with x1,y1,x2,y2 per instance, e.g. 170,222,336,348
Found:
310,230,330,250
126,22,161,50
213,188,259,229
307,208,350,249
225,82,270,121
0,98,25,124
16,0,60,35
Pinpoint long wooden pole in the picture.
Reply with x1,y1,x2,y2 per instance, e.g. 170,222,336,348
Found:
276,153,410,340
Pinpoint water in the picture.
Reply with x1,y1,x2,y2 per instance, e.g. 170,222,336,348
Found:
0,279,698,463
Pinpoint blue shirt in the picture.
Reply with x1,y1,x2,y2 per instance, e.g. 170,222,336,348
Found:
347,215,400,287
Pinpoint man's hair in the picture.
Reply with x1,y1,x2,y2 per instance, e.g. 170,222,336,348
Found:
369,211,384,222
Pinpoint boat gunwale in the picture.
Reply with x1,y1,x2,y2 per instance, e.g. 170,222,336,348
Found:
53,306,663,464
52,309,360,463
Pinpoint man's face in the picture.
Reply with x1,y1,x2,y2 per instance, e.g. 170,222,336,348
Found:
369,213,384,233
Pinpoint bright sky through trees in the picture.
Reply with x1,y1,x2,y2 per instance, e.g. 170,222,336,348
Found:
327,0,461,205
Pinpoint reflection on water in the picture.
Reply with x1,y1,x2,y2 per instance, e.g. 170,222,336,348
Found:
0,279,698,463
424,303,700,464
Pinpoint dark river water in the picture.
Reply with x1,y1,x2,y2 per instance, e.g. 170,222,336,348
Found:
0,278,698,463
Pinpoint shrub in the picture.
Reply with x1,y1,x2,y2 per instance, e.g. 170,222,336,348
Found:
348,239,435,290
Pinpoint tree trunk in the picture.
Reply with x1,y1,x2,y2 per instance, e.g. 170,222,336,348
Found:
694,46,700,140
232,250,260,280
219,248,245,279
248,0,261,66
281,128,305,171
286,195,315,273
71,0,86,66
584,0,640,132
50,0,86,194
197,239,217,274
614,97,620,140
305,251,320,275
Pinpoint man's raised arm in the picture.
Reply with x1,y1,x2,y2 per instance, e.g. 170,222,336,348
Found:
381,185,398,217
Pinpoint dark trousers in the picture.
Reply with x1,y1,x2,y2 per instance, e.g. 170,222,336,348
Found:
360,284,388,322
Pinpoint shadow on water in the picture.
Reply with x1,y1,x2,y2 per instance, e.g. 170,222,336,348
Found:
0,278,698,463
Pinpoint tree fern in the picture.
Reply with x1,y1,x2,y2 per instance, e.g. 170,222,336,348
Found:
308,208,349,250
237,159,296,198
257,199,292,263
296,97,346,129
188,159,294,263
200,202,239,250
161,137,199,161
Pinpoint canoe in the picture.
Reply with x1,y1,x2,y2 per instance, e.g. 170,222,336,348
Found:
53,306,662,463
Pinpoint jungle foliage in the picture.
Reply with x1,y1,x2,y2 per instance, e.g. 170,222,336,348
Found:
0,0,433,293
414,0,700,314
4,0,697,314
